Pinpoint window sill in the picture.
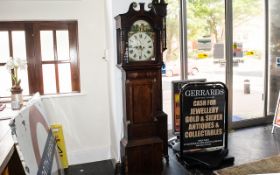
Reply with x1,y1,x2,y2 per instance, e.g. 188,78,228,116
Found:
41,92,87,99
0,92,86,103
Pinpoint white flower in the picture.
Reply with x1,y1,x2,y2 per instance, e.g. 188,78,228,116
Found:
15,57,27,70
5,57,27,87
5,57,15,70
6,57,27,70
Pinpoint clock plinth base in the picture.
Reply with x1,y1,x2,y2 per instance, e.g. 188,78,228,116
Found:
120,137,163,175
156,111,169,161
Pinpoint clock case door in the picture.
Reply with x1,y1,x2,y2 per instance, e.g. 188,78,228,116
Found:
124,71,165,140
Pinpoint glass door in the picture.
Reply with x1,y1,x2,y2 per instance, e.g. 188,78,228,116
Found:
269,0,280,117
163,0,181,129
164,0,270,130
186,0,226,83
183,0,269,128
232,0,266,124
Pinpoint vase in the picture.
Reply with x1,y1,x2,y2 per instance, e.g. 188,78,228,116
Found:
10,86,23,110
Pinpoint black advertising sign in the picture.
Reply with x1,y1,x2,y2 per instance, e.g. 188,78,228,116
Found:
180,82,227,153
171,79,206,134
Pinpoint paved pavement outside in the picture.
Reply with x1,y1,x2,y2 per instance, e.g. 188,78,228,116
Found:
163,58,265,129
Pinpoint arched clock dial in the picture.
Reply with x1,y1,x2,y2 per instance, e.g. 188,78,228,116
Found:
128,20,155,62
128,32,154,61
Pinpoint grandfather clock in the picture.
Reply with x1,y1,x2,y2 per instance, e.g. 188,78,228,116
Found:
115,0,168,174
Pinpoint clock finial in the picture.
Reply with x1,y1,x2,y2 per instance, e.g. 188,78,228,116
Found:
152,0,166,5
152,0,159,4
152,0,167,17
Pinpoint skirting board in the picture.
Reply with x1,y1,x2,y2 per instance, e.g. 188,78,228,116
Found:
68,146,111,165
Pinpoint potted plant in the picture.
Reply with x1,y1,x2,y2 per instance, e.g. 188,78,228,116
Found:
5,57,27,109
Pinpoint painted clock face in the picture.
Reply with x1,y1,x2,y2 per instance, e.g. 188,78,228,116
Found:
128,20,155,62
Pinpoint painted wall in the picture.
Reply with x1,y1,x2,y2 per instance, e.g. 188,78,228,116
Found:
0,0,156,165
0,0,111,165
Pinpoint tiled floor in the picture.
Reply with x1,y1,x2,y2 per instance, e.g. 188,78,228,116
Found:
67,125,280,175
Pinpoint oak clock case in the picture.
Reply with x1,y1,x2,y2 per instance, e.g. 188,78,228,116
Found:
115,1,168,174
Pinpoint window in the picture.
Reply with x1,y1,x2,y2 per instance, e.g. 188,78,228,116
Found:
0,21,80,96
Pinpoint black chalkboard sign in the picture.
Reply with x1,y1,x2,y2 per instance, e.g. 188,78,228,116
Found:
180,82,228,153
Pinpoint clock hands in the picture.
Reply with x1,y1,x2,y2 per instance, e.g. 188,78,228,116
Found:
128,32,153,61
132,38,144,60
138,39,144,60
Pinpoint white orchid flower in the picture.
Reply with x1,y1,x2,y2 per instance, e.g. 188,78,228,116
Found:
5,57,27,87
15,57,27,70
5,57,15,70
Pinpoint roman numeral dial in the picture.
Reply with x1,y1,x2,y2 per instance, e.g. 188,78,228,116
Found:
128,32,154,61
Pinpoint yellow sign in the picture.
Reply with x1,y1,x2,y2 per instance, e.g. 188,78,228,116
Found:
197,53,208,59
175,93,180,103
245,51,255,56
51,124,69,169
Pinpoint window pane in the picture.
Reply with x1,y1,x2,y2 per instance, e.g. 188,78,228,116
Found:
269,0,280,115
163,0,181,130
18,67,29,95
43,64,56,94
58,63,72,93
40,31,54,61
12,31,27,60
56,30,70,60
187,0,225,83
0,67,12,97
0,31,9,63
232,0,265,120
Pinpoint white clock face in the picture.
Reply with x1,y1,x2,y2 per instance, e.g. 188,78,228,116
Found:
128,32,154,61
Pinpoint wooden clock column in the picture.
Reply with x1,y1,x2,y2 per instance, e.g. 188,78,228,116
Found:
115,1,168,174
